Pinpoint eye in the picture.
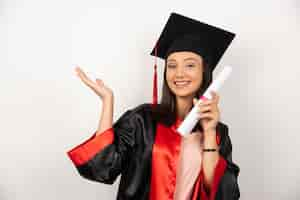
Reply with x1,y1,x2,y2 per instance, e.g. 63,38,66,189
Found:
187,64,195,68
167,64,176,68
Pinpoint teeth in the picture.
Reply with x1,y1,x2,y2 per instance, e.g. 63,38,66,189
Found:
175,81,189,86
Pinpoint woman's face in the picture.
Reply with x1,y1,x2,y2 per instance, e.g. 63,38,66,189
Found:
166,51,204,98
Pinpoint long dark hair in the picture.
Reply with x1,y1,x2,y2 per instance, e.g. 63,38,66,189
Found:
151,59,213,131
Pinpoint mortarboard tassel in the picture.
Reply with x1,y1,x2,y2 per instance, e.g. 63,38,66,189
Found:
152,43,158,105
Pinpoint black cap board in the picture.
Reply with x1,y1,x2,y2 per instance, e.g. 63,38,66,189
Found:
150,12,235,71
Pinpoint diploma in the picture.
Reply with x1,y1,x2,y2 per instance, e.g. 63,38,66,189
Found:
177,66,232,136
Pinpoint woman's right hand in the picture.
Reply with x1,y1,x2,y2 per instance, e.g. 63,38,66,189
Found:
75,66,113,101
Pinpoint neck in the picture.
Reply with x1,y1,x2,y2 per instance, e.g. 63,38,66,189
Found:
176,96,194,120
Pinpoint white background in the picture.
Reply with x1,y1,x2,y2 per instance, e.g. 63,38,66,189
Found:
1,0,299,199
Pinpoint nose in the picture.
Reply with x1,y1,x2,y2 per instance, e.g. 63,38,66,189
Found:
175,66,185,77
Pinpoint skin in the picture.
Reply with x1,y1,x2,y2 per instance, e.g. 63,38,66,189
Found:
166,51,221,193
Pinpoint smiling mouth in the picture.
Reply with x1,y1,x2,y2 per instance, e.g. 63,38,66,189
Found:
174,81,191,87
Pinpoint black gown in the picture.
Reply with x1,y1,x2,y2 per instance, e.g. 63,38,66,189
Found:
67,103,240,199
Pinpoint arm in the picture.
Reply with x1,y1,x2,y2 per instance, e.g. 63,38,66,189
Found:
197,124,240,200
202,129,220,192
96,96,114,135
68,67,132,184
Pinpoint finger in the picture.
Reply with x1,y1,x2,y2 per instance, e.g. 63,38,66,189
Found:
199,100,213,106
86,72,98,82
210,91,216,102
75,66,86,76
200,109,220,120
80,70,93,81
202,100,218,109
96,79,104,86
199,112,214,119
75,67,87,79
75,66,80,75
75,67,89,79
211,91,220,103
197,105,211,113
76,68,97,87
193,98,198,106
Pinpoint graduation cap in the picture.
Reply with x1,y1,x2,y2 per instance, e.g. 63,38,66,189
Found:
150,12,235,105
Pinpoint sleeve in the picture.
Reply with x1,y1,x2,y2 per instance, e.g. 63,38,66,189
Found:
192,124,240,200
210,124,240,200
66,109,138,184
197,156,228,200
175,132,223,200
191,131,227,200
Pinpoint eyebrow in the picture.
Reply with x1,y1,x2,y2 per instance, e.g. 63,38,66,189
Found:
167,57,198,62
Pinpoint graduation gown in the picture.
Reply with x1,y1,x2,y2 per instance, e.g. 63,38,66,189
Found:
67,103,240,200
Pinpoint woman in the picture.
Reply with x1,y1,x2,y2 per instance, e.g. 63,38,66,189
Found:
67,13,240,200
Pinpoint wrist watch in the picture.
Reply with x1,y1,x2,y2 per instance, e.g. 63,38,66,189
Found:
203,146,220,152
203,148,217,152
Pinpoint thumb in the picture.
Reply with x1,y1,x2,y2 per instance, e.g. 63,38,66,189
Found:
193,98,198,105
96,79,103,86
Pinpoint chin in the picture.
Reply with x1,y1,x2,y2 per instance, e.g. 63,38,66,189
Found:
171,89,196,98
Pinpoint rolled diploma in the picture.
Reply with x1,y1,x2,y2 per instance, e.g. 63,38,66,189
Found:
177,66,232,136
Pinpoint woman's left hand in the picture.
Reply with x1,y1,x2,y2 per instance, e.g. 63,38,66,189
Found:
193,91,220,134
